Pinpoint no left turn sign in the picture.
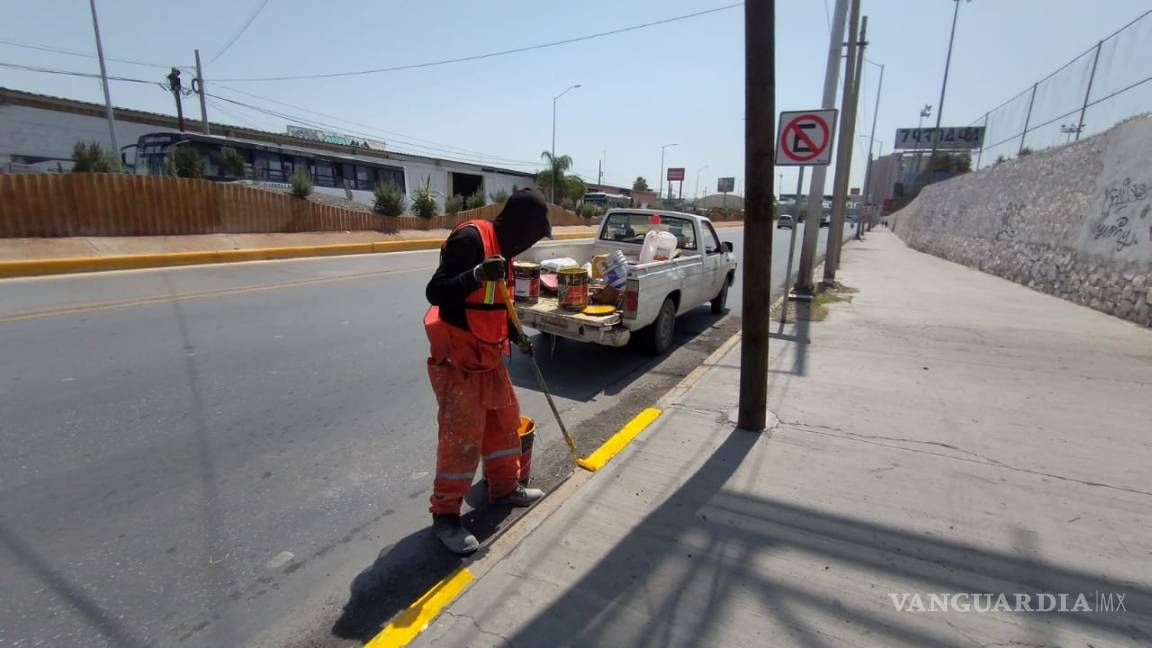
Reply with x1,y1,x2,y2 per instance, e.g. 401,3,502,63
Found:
775,109,838,166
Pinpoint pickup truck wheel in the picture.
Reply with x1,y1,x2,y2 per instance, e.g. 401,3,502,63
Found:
640,297,677,354
710,282,729,314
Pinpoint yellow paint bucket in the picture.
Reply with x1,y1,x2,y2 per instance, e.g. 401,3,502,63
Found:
517,417,536,485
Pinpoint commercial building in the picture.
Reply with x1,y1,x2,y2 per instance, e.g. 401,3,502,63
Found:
0,87,537,210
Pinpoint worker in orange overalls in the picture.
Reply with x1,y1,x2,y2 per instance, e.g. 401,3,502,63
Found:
424,188,552,554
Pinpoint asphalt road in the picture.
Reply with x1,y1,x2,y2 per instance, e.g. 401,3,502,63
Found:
0,223,839,648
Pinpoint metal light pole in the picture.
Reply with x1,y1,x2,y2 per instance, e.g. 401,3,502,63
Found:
823,7,865,282
550,83,581,204
924,0,968,189
859,59,884,239
88,0,119,156
658,143,677,202
915,104,931,186
696,165,710,200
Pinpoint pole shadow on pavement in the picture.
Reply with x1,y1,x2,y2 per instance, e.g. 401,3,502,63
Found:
0,523,149,648
494,424,1152,647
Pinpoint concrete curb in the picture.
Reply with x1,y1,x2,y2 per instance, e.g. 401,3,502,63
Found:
0,231,599,279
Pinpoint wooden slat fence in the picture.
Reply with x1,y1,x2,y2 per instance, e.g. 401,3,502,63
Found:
0,174,590,238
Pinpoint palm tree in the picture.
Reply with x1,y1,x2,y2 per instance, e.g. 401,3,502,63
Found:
633,176,650,192
539,151,573,204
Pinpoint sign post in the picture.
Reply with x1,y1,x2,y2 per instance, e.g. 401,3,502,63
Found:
717,176,735,210
774,108,837,305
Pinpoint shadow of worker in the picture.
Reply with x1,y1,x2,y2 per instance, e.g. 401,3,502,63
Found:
330,504,512,643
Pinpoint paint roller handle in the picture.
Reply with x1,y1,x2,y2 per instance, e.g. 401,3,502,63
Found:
497,282,524,335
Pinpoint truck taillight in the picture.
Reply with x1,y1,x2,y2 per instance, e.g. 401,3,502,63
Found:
623,279,639,319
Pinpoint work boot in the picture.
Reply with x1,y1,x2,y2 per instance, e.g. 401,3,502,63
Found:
432,514,479,555
492,484,545,507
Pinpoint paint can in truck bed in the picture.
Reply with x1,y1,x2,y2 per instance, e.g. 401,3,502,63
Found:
518,417,536,485
513,262,540,305
557,268,589,311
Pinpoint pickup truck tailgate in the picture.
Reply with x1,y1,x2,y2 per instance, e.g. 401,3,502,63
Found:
515,297,630,347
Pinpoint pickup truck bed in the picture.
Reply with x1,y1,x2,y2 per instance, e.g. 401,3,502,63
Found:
513,208,736,353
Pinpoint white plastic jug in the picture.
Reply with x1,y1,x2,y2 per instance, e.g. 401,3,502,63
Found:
639,230,677,264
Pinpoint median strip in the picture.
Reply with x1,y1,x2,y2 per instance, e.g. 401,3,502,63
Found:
0,231,598,279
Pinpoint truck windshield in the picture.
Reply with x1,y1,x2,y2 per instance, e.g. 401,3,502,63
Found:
601,213,697,250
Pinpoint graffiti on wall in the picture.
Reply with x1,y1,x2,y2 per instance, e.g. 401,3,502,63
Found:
1091,177,1147,253
994,201,1024,241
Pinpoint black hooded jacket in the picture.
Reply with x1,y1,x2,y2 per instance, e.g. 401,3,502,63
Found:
425,188,552,332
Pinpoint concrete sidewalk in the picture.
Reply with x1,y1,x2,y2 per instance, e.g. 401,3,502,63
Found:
414,230,1152,647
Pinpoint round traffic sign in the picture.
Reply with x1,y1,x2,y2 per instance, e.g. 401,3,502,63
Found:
780,113,832,163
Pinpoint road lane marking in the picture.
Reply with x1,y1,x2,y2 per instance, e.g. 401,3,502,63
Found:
365,567,474,648
579,407,663,471
0,265,433,324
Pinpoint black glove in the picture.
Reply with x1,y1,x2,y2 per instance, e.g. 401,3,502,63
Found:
509,327,533,356
473,256,507,282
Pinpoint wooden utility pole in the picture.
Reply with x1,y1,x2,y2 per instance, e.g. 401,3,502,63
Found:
737,0,776,432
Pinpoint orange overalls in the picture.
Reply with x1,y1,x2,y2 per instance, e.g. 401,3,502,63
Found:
425,221,521,516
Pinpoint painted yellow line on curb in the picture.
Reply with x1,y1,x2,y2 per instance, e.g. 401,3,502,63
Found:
0,233,599,280
580,407,663,471
365,567,475,648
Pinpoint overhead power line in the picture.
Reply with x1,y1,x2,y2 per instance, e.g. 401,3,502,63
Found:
206,91,543,168
0,38,189,70
214,2,743,82
208,0,271,64
213,83,541,165
0,61,156,84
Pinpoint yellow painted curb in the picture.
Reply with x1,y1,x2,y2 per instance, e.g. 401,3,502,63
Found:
0,234,598,279
579,407,663,471
365,567,475,648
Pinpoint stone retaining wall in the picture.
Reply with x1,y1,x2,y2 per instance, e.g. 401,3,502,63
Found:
891,115,1152,327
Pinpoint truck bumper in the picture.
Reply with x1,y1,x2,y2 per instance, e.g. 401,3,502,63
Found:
519,311,632,347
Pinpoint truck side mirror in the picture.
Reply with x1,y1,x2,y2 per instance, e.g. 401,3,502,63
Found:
723,241,734,253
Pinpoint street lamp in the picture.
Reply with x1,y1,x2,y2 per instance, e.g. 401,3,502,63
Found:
924,0,970,188
696,165,710,200
858,57,885,239
915,103,931,179
551,83,581,204
1060,122,1084,143
658,143,677,202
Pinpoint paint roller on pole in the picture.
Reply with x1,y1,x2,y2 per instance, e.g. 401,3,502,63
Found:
498,282,597,472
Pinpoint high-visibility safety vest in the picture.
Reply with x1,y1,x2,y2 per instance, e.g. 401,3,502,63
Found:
438,219,511,345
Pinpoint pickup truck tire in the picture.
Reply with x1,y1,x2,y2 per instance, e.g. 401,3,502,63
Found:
710,282,729,314
640,297,677,355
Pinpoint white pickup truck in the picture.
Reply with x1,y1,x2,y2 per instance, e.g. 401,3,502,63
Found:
514,209,737,354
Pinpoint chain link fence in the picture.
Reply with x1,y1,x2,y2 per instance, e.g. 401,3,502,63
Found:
972,8,1152,170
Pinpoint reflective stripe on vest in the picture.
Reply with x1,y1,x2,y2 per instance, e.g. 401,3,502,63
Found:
443,220,511,343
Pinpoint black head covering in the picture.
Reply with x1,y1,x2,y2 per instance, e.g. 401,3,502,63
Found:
492,187,552,258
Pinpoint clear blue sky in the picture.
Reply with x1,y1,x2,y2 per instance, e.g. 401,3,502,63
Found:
2,0,1149,196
